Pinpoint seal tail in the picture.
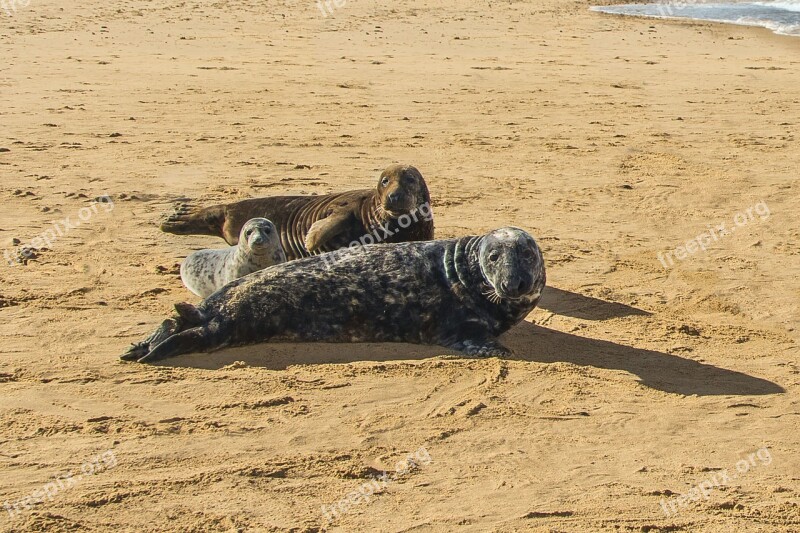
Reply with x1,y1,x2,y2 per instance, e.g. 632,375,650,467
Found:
160,203,226,238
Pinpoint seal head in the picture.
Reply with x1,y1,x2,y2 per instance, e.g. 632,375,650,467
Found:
239,217,285,264
376,164,430,217
478,227,544,304
442,227,545,355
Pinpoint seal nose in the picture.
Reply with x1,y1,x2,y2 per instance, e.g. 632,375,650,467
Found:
386,191,405,205
501,277,532,297
250,231,266,245
516,277,532,295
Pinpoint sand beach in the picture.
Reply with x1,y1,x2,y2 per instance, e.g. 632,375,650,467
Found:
1,0,799,530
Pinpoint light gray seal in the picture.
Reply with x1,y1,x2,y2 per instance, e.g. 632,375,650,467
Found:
122,227,545,363
180,217,286,298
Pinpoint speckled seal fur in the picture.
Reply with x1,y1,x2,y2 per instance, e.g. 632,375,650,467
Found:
160,164,434,260
121,227,545,363
180,218,286,298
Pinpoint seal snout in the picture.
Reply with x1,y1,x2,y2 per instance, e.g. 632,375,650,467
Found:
250,226,271,245
500,274,534,299
386,190,410,212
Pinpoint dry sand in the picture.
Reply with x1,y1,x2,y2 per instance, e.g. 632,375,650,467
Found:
1,0,799,531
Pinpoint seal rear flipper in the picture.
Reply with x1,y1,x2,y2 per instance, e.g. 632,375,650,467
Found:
137,326,211,363
120,318,180,361
446,337,512,358
160,203,225,239
120,342,149,361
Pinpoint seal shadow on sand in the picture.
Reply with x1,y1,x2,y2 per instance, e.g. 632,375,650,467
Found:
154,288,783,396
537,286,651,320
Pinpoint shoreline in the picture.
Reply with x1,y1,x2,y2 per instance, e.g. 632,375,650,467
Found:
589,2,800,39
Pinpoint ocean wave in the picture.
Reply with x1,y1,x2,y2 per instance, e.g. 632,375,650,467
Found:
737,16,800,34
752,2,800,13
591,3,800,37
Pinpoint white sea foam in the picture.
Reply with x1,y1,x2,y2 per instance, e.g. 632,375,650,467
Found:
753,2,800,13
592,2,800,36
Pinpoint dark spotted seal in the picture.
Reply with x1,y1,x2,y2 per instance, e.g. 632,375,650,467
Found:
121,227,545,363
180,218,286,298
160,164,434,260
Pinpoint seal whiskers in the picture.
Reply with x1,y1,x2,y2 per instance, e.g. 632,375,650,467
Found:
481,284,503,305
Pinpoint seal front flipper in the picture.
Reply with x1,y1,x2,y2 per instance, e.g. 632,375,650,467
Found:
446,337,512,358
304,211,356,253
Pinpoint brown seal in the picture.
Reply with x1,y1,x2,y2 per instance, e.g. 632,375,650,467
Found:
160,164,434,260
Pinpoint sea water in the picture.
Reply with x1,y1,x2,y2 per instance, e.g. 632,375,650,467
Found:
591,1,800,36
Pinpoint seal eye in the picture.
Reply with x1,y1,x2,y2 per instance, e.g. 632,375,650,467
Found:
488,251,500,262
245,229,253,238
381,177,390,187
